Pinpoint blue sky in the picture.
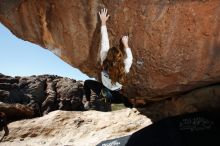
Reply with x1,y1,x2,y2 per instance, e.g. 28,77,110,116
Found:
0,23,90,81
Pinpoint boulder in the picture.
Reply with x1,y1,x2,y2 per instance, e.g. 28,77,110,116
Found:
1,0,220,98
138,85,220,121
0,74,84,121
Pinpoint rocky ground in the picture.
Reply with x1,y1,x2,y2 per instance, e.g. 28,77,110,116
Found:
0,73,84,122
0,108,151,146
0,72,151,146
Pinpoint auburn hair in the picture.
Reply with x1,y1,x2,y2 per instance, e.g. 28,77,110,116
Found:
102,46,126,84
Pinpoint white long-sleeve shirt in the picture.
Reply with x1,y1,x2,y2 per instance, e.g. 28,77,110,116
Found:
100,25,133,91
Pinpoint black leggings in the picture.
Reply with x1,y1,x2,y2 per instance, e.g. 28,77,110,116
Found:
84,80,133,108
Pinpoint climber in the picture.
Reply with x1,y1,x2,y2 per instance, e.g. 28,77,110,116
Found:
0,112,9,136
83,8,133,110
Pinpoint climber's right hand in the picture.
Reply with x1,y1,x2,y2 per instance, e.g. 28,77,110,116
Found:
122,36,129,48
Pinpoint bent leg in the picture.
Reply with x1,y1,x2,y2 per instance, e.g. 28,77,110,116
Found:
0,112,9,136
84,80,103,101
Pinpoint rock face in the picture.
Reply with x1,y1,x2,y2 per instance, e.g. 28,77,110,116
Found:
138,84,220,121
0,109,152,146
0,73,84,122
1,0,220,99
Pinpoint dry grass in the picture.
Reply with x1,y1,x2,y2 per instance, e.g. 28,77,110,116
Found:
111,104,126,111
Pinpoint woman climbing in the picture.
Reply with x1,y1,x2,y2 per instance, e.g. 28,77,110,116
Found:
83,8,133,110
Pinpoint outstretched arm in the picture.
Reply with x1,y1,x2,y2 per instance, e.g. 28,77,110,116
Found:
99,8,110,65
122,36,133,73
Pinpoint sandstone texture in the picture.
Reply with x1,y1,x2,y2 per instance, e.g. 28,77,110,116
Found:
1,0,220,99
0,109,152,146
138,84,220,121
0,73,84,122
